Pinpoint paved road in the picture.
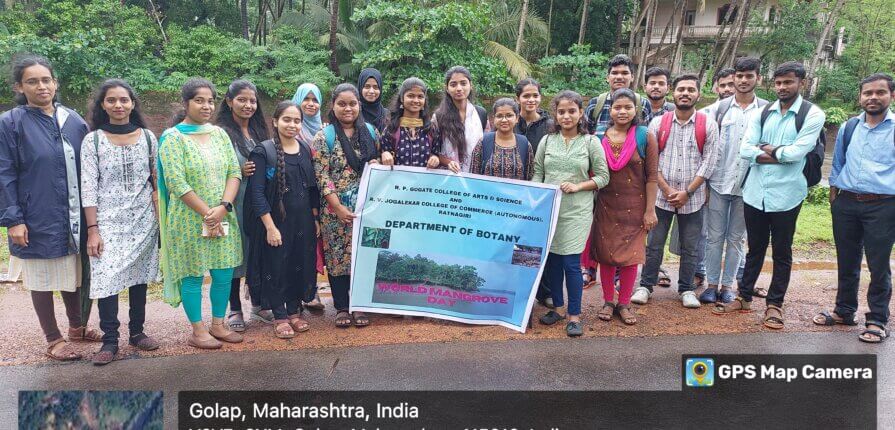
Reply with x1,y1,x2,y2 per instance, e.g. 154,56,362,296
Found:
2,332,890,428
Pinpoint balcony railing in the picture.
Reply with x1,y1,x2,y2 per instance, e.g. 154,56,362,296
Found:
642,25,767,44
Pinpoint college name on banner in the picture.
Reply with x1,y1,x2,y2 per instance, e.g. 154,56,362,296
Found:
349,165,561,332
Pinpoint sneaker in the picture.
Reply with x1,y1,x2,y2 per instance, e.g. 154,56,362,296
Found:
566,321,583,337
698,287,718,304
630,287,651,305
681,291,701,308
718,287,736,304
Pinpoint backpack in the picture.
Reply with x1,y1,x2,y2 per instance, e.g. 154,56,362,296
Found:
589,92,645,125
478,132,530,175
634,126,649,159
758,100,826,187
323,123,378,152
714,96,769,127
259,138,313,180
93,129,155,190
656,111,707,153
840,116,895,157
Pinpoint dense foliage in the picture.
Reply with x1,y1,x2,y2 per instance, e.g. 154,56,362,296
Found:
376,251,485,291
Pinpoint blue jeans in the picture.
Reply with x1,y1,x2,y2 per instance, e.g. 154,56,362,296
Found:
545,253,583,316
696,211,707,278
642,207,704,293
704,188,747,287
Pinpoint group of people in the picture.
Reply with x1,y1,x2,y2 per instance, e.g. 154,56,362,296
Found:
0,51,892,365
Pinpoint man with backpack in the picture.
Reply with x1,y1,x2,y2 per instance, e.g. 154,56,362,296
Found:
632,74,719,308
813,73,895,343
698,57,767,304
584,54,652,138
713,62,826,329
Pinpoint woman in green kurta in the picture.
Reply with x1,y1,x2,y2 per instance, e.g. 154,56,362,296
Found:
532,90,610,337
158,78,244,349
314,83,392,329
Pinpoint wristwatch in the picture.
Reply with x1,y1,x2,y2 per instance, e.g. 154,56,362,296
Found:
220,201,233,212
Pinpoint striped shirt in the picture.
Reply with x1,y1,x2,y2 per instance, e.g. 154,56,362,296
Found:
648,112,720,214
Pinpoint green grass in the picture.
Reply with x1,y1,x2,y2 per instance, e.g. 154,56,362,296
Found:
0,227,8,264
793,202,834,251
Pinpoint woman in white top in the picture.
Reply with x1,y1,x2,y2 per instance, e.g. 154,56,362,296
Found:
433,66,489,173
81,79,161,365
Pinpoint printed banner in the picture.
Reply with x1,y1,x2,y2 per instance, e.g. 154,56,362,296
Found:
349,165,560,332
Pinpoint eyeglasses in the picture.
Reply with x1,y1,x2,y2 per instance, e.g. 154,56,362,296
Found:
494,114,516,121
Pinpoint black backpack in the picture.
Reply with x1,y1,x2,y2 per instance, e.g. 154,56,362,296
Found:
840,116,895,155
744,100,826,188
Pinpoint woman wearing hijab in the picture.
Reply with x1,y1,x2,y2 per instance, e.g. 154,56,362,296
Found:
357,69,389,133
291,83,326,311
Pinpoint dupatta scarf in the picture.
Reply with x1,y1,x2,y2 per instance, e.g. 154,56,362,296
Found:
292,83,323,145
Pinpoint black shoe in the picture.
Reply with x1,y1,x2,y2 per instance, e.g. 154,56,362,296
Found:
539,310,565,326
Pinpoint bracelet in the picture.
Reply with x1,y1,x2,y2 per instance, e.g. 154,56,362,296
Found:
87,224,98,230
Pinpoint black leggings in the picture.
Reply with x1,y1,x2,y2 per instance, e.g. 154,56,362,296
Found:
229,278,264,312
97,284,147,348
31,289,82,343
329,275,351,312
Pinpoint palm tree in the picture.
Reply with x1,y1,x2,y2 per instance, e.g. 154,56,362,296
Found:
515,0,530,53
578,0,589,45
482,0,549,78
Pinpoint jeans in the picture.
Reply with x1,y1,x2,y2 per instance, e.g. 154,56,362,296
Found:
181,268,234,323
739,203,801,307
695,211,707,278
97,284,147,348
832,195,895,327
545,253,583,316
704,188,747,287
641,207,704,293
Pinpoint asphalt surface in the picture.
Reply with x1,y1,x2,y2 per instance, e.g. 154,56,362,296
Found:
1,331,890,428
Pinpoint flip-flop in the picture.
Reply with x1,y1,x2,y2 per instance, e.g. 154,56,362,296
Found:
274,322,295,339
657,268,672,288
335,311,352,328
227,312,246,332
352,312,370,327
597,303,615,321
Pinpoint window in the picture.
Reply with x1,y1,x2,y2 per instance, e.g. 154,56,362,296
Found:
685,10,696,26
717,4,738,25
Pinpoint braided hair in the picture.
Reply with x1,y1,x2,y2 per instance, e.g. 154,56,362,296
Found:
271,101,301,219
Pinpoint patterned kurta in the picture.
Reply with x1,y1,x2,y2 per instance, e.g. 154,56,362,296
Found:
81,130,160,299
469,138,533,180
313,129,377,277
380,126,437,167
158,127,242,284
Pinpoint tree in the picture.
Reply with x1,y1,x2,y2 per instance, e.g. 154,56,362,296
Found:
515,0,529,53
239,0,249,39
577,0,589,45
805,0,847,97
328,0,339,73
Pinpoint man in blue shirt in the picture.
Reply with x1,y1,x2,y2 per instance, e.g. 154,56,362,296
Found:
713,62,825,330
814,73,895,343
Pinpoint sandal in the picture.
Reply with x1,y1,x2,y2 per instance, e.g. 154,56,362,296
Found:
712,297,752,315
335,311,352,328
617,305,637,325
352,312,370,327
287,314,310,333
304,293,326,311
69,326,103,343
250,306,275,325
858,325,889,344
763,305,784,330
45,338,81,361
753,286,768,298
582,268,597,289
274,321,295,339
597,303,615,321
227,311,246,332
657,267,672,288
812,311,857,327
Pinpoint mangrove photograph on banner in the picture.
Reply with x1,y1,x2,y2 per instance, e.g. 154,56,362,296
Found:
349,165,561,332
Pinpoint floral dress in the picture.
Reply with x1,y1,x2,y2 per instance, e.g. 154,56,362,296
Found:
313,129,377,277
81,130,160,299
158,126,242,286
